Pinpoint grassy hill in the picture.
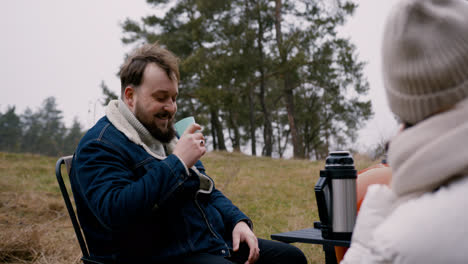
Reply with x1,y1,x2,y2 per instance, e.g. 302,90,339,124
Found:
0,151,377,264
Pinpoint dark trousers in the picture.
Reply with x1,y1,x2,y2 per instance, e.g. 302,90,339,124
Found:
175,238,307,264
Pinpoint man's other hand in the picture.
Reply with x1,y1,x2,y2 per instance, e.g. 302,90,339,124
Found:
232,221,259,264
173,123,206,168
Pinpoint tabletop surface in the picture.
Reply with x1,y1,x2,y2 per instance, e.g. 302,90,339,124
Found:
271,228,351,247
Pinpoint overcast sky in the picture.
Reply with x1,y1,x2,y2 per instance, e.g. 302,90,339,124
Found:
0,0,398,154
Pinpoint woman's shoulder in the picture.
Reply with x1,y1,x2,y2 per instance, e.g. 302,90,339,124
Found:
370,175,468,263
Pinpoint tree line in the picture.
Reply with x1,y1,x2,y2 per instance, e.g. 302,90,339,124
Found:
0,97,83,157
1,0,373,160
120,0,373,159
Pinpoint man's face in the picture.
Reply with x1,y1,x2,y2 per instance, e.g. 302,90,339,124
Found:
128,63,178,143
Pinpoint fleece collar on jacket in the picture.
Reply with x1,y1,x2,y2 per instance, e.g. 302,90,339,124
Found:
105,100,213,194
106,100,177,160
388,98,468,196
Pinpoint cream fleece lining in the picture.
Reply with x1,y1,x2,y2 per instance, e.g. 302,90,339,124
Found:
105,100,213,193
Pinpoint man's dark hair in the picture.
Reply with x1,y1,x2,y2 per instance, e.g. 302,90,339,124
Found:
119,42,180,98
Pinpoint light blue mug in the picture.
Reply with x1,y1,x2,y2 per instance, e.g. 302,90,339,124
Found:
174,116,196,136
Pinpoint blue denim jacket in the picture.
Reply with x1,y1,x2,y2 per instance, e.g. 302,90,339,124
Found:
70,117,251,263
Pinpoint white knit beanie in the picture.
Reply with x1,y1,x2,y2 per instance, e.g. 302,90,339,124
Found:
382,0,468,125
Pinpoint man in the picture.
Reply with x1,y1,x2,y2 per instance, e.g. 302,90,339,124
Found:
70,43,307,264
342,0,468,263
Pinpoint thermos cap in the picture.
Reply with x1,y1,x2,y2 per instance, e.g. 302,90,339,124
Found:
325,151,354,167
322,151,357,179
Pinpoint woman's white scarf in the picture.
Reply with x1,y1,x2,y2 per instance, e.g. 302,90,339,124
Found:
388,98,468,196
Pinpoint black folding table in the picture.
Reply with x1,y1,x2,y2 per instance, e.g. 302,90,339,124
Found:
271,228,350,264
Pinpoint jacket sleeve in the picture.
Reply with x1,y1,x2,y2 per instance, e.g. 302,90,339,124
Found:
210,189,253,231
73,139,189,231
194,160,253,232
341,185,396,264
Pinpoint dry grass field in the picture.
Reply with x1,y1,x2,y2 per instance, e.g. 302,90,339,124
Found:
0,151,377,264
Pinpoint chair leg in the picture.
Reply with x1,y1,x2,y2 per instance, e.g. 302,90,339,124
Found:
81,256,105,264
323,244,338,264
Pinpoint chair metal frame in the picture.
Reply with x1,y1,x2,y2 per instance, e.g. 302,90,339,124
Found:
55,156,104,264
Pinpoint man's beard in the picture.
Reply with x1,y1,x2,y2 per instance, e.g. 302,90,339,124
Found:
145,119,176,143
135,105,176,143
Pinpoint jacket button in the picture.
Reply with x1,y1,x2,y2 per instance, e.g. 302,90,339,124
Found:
221,249,226,254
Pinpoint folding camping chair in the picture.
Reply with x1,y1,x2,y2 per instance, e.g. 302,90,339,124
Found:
55,156,104,264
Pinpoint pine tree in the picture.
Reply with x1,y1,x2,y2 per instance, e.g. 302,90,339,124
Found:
121,0,372,158
0,106,22,152
63,117,84,155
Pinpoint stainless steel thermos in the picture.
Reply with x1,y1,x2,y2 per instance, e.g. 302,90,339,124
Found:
314,151,357,240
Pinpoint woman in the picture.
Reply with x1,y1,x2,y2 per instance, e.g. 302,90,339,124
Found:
342,0,468,263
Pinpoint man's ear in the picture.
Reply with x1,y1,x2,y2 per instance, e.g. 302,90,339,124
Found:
123,86,135,108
